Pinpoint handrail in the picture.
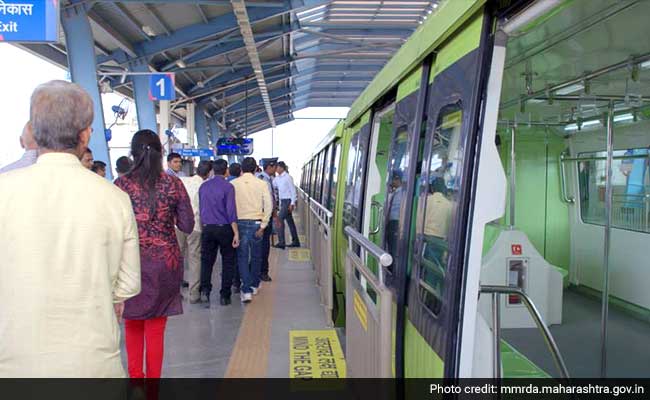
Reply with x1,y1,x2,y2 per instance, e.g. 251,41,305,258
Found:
309,198,333,222
559,152,575,204
344,225,393,269
479,285,570,379
370,200,384,235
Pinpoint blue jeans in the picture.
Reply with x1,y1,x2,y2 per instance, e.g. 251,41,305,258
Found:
237,220,263,294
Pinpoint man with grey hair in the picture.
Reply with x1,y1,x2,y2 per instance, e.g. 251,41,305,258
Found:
0,122,38,174
0,80,141,377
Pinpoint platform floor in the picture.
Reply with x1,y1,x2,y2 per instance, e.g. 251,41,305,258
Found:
119,215,330,378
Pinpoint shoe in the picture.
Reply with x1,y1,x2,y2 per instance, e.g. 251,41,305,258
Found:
274,244,286,249
288,243,301,248
240,292,252,303
260,274,272,282
220,296,231,306
182,280,189,288
200,292,209,303
232,285,241,294
251,286,259,295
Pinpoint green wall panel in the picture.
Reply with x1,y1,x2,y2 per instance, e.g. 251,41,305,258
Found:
491,128,571,271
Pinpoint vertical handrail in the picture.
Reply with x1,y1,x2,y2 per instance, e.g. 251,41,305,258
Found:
559,152,576,204
492,292,501,379
480,285,570,379
601,101,615,378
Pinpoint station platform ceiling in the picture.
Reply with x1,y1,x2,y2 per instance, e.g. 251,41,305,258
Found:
20,0,439,135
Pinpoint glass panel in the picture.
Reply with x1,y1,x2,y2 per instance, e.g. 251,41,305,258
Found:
329,143,341,212
343,133,361,229
314,152,323,203
578,148,650,233
418,105,463,316
322,144,333,210
385,124,410,278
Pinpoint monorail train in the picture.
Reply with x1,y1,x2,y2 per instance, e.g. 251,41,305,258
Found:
297,0,650,379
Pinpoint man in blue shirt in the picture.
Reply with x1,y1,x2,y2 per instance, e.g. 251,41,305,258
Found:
166,152,184,177
198,159,239,306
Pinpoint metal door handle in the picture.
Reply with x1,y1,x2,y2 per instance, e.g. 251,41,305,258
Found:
370,200,384,235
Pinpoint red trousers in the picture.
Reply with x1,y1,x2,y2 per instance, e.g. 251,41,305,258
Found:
124,317,168,378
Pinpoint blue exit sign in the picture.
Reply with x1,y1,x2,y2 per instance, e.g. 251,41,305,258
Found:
0,1,59,43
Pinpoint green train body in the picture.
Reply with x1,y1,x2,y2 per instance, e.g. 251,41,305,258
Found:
298,0,650,379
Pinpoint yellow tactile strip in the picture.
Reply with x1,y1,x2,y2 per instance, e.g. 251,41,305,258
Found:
224,250,279,378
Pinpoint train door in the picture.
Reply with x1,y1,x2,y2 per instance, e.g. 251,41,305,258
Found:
400,10,492,378
361,104,395,277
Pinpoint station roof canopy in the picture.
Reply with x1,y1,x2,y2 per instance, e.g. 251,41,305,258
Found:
21,0,440,135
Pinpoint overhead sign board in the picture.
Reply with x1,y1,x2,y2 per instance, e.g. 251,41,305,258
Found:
216,137,253,156
178,148,214,158
0,0,59,43
149,73,175,101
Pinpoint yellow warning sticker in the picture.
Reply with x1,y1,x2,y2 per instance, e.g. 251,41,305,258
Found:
290,330,346,378
353,291,368,331
288,248,311,262
298,234,306,243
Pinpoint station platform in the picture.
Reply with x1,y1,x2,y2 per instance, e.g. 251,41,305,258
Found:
120,214,343,378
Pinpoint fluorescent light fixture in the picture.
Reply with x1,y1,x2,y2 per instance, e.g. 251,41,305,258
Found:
528,98,545,104
614,113,634,122
564,119,601,131
555,83,584,95
176,60,187,68
142,25,156,37
640,60,650,69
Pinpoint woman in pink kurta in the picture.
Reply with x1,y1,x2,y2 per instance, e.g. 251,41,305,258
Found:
115,130,194,378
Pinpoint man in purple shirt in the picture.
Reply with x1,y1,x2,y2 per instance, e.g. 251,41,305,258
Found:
198,159,239,306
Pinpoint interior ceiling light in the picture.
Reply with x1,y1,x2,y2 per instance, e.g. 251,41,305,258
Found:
555,83,584,95
640,60,650,69
614,113,634,122
564,119,601,131
142,25,156,37
176,60,187,69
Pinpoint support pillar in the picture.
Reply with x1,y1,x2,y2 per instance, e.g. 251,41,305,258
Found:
61,4,112,179
195,105,210,160
129,59,158,132
159,100,170,157
208,118,219,144
186,103,196,147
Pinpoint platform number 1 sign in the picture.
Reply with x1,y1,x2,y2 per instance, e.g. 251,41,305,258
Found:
150,74,175,101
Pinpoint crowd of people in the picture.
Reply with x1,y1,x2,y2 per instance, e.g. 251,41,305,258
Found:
0,80,301,378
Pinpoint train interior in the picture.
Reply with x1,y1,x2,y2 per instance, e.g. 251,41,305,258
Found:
478,0,650,377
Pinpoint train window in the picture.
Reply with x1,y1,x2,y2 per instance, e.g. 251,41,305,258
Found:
316,149,327,204
313,153,322,202
417,105,462,316
310,157,318,198
306,160,313,197
343,125,371,233
385,125,409,275
328,142,341,212
578,148,650,233
321,144,333,209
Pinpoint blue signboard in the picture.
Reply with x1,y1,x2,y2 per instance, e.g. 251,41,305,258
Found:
0,0,58,42
149,73,175,101
178,148,214,158
216,137,254,156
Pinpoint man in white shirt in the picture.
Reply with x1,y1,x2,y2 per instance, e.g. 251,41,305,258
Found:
272,161,300,248
0,80,141,377
178,160,213,303
0,122,38,174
